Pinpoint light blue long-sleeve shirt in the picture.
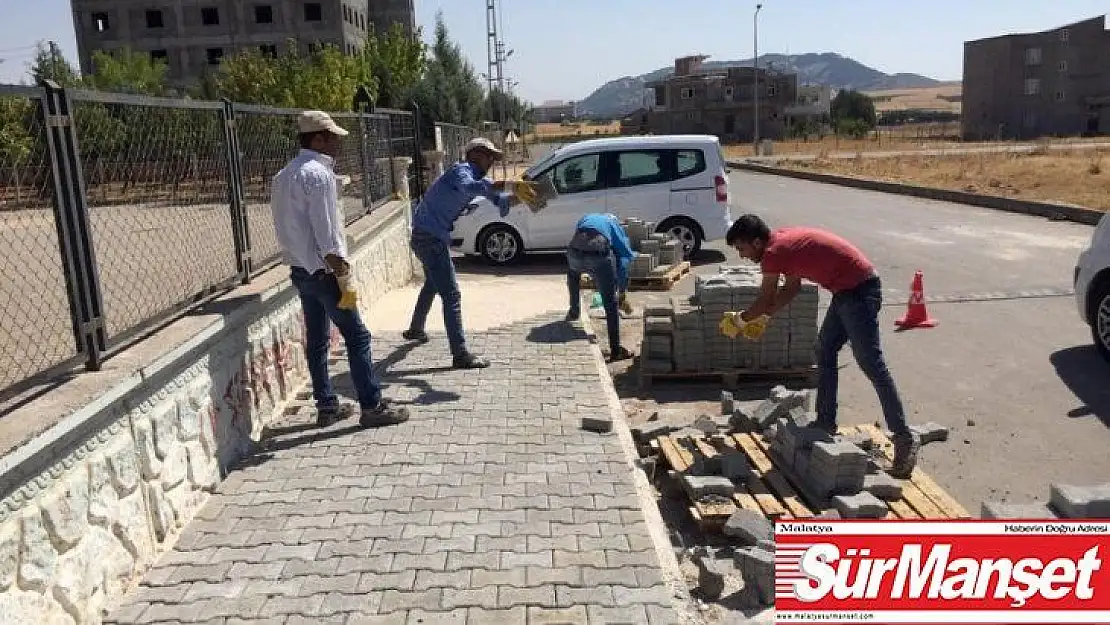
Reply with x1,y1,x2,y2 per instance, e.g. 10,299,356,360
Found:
576,213,635,291
412,161,510,244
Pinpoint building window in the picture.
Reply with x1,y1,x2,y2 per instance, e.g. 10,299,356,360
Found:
1023,111,1037,128
654,87,665,107
260,44,277,58
1024,78,1041,95
206,47,224,65
1056,90,1066,102
343,5,350,22
1059,60,1068,73
1061,29,1070,43
151,49,168,62
146,10,164,28
1025,47,1042,66
201,7,219,25
305,3,323,21
255,5,273,23
92,12,110,33
680,87,694,100
724,86,734,100
767,85,777,97
359,13,365,29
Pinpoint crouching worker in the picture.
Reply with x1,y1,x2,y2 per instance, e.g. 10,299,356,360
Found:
564,213,635,362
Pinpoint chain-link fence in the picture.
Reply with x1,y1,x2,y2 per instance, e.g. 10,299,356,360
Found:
0,84,457,412
436,122,478,165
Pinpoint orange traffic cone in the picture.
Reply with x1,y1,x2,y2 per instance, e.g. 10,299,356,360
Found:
895,271,937,330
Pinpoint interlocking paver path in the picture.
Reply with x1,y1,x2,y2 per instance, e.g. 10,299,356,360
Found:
104,313,681,624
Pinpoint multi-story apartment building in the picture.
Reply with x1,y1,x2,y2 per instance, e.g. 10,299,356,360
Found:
532,100,578,124
645,55,798,142
70,0,416,88
962,15,1110,140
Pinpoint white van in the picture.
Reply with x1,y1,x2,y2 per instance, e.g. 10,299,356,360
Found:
1074,212,1110,361
449,134,734,265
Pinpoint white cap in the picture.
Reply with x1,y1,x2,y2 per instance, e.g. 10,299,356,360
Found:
297,110,349,137
464,137,504,158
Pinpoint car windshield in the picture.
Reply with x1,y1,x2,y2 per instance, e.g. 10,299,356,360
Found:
524,146,566,179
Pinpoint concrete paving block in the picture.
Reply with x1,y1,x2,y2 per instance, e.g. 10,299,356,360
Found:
723,509,774,546
1049,483,1110,518
733,546,776,604
630,421,680,443
720,452,751,482
682,474,736,499
641,358,674,373
644,305,674,319
729,408,759,433
811,441,869,467
645,316,674,334
817,509,842,520
863,473,904,501
837,431,876,451
757,538,776,552
581,416,613,434
910,422,950,446
981,501,1059,519
721,391,734,416
694,550,726,600
832,492,889,519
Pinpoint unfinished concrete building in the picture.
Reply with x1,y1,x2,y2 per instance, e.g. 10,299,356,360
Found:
70,0,416,88
962,15,1110,140
645,55,798,142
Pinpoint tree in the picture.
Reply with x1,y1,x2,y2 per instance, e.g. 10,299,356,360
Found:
84,48,168,95
28,41,81,87
214,41,364,111
830,89,877,137
410,13,485,127
361,23,426,109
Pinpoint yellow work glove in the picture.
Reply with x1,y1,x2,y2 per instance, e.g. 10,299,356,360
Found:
740,314,770,340
509,180,541,210
719,312,742,339
336,273,358,311
619,291,633,315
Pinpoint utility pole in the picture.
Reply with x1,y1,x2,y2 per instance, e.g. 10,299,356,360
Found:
752,4,762,151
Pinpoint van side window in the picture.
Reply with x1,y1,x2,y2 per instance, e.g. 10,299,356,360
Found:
674,149,706,179
615,150,671,187
545,153,601,194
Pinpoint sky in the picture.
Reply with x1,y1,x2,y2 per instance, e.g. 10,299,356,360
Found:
1,0,1107,103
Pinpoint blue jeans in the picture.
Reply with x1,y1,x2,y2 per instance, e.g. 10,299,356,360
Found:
814,276,910,436
408,230,468,357
290,267,382,410
566,248,621,354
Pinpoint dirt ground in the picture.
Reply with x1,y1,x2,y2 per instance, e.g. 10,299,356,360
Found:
784,148,1110,211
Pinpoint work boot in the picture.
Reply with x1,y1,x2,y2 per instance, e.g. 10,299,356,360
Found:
890,432,920,479
359,399,410,428
402,329,429,343
565,309,580,322
453,352,490,369
317,403,357,428
608,346,633,363
808,420,838,436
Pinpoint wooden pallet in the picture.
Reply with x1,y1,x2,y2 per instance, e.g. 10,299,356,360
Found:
650,425,969,531
581,261,691,292
638,365,817,391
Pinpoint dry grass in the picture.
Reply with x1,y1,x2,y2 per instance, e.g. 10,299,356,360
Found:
531,121,621,139
785,148,1110,211
722,124,966,157
864,84,962,113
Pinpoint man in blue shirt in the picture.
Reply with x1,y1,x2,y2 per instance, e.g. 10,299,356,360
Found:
403,137,538,369
565,213,636,362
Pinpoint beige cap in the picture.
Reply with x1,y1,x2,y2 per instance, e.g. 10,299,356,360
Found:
297,110,349,137
464,137,503,158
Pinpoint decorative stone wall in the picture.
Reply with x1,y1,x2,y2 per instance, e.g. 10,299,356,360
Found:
0,202,416,624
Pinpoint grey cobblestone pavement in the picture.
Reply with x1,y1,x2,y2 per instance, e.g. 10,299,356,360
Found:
104,312,682,624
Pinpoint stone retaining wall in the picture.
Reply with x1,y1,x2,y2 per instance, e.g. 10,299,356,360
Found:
0,201,417,624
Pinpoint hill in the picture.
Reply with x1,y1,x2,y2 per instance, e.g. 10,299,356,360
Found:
576,53,947,118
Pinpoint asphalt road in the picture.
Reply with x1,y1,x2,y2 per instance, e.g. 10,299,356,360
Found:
623,171,1110,515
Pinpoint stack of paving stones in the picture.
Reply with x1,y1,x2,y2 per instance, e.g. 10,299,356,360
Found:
638,265,819,374
981,482,1110,519
620,218,681,279
101,312,681,625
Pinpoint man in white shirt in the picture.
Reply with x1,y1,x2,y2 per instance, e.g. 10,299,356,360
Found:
270,110,408,429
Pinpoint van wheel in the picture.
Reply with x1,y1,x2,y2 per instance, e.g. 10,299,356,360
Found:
1089,279,1110,363
657,217,703,260
478,224,524,266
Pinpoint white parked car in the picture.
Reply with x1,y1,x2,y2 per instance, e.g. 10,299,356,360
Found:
449,134,734,265
1075,212,1110,361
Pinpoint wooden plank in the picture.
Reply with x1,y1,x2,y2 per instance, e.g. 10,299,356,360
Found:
657,436,692,473
715,436,790,519
735,488,763,515
581,261,691,291
912,475,972,519
734,433,814,518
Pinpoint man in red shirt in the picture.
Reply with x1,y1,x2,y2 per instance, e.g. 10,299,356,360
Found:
725,214,919,479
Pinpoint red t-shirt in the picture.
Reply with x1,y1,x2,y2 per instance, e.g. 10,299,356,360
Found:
760,227,875,293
